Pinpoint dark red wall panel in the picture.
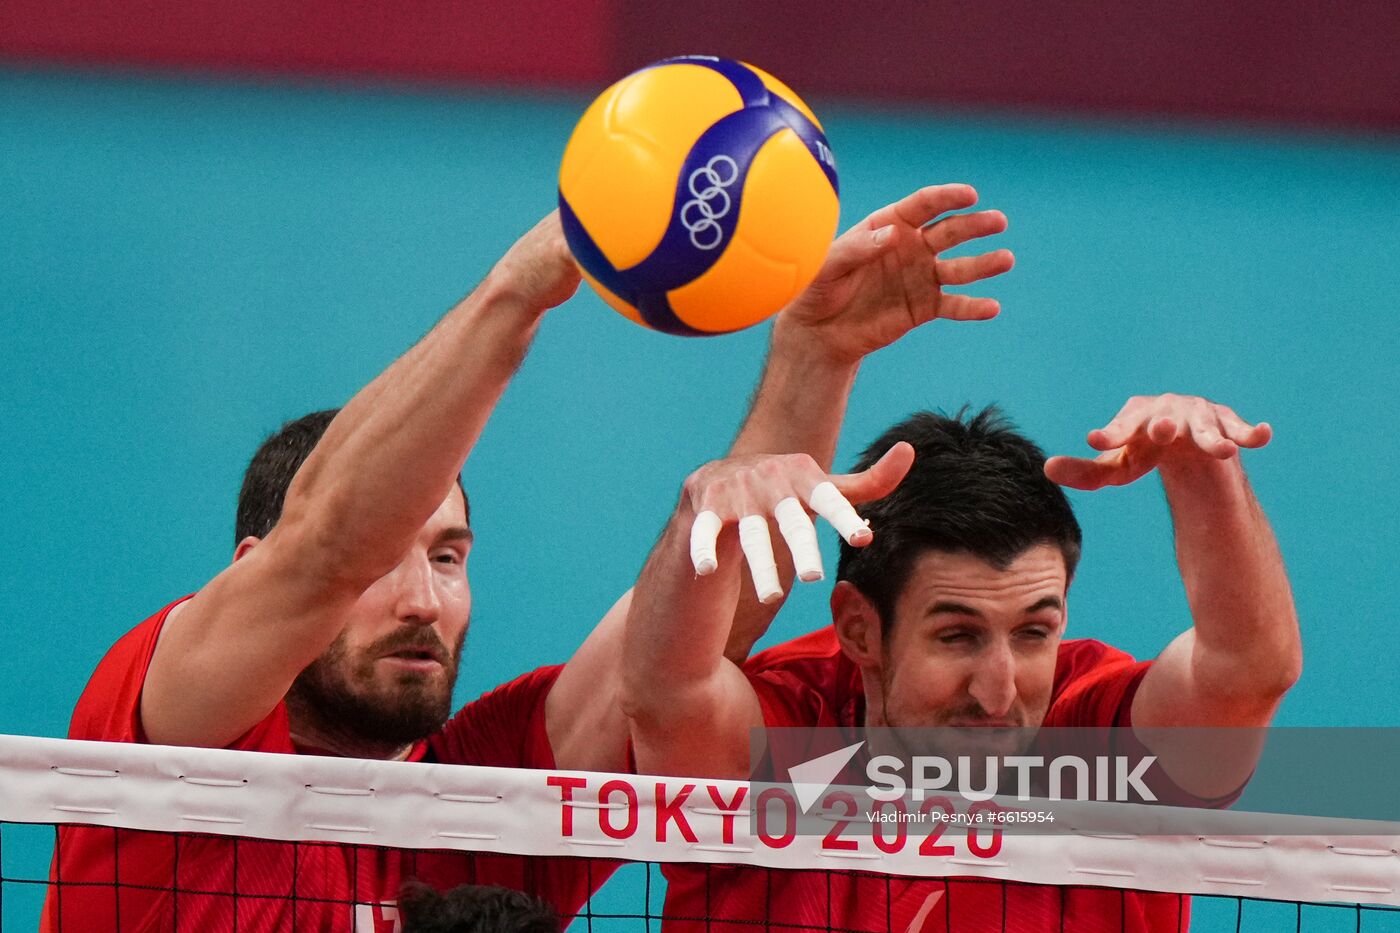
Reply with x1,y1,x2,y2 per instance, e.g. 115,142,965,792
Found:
3,0,1397,130
0,0,612,85
613,0,1400,130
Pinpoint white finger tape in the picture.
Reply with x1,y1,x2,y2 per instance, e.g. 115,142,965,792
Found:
738,514,783,604
808,481,871,543
689,510,723,575
773,496,824,583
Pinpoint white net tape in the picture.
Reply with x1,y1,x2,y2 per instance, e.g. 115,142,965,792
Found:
1,733,1396,910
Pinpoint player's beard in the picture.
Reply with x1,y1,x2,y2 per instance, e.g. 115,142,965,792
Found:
288,624,468,752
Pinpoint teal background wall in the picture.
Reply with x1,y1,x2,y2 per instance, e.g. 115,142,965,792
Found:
2,67,1398,930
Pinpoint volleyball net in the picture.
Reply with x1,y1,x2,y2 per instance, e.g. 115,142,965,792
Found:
2,732,1397,931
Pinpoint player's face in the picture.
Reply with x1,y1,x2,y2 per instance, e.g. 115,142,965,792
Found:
878,544,1067,754
290,488,473,748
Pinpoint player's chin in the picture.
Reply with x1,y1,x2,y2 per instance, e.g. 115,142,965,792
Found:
964,733,1031,758
377,684,453,728
934,724,1034,757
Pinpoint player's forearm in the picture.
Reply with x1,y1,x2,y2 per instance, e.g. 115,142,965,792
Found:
280,270,544,584
621,504,743,723
1160,457,1301,695
720,320,858,661
729,317,859,467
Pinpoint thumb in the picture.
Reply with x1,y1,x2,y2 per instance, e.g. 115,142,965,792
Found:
834,441,915,503
817,223,897,283
1044,454,1109,491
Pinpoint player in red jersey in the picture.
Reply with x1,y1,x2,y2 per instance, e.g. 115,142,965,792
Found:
46,187,1015,932
45,213,606,933
622,401,1300,928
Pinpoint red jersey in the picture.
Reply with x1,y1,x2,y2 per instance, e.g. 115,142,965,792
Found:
663,628,1189,933
43,599,612,932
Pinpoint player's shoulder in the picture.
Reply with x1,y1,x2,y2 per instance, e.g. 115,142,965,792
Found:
462,663,565,708
69,597,194,742
433,664,564,768
440,664,564,737
745,626,843,673
1055,638,1138,682
741,628,858,729
1048,638,1151,727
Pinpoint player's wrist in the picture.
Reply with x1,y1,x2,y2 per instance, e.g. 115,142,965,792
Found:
477,267,550,318
479,237,580,319
1158,452,1248,499
770,314,864,373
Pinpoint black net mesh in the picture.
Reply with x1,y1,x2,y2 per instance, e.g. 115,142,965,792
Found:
4,821,1398,932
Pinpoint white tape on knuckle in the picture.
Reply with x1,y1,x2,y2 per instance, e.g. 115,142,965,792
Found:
772,497,808,534
689,510,723,575
737,515,775,560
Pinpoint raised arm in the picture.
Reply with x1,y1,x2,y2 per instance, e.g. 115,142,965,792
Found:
547,185,1010,769
733,183,1011,465
725,185,1012,657
621,447,912,778
142,213,580,749
1045,393,1301,795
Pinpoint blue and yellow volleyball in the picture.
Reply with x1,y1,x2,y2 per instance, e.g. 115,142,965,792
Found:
558,56,840,336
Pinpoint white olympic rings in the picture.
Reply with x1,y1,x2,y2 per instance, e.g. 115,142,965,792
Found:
679,155,739,251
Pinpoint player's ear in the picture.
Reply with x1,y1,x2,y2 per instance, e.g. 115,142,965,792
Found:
832,581,882,666
232,536,261,563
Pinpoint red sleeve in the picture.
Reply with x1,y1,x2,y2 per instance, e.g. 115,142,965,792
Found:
1047,639,1243,809
745,627,843,674
745,627,857,729
429,665,563,769
749,668,828,728
69,597,295,753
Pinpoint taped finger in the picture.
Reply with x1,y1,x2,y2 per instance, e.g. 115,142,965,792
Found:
809,481,872,545
689,510,723,576
774,497,824,582
738,515,783,604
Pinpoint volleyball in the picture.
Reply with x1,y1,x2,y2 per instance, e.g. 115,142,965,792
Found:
558,55,840,336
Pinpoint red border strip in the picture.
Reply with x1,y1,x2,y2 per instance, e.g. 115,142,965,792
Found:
3,0,1398,130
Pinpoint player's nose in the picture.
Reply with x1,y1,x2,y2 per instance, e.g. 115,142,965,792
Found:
392,554,441,626
968,641,1017,719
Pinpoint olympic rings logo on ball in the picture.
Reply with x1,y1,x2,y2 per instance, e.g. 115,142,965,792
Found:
680,155,739,251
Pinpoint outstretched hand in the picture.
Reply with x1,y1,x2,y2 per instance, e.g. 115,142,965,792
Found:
778,184,1014,364
684,443,915,603
1045,394,1272,491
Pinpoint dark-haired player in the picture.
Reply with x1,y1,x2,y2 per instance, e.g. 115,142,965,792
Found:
622,398,1299,931
46,185,1013,930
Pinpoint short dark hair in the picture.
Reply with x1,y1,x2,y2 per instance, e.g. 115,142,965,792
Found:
835,407,1081,633
233,409,468,547
398,881,559,933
